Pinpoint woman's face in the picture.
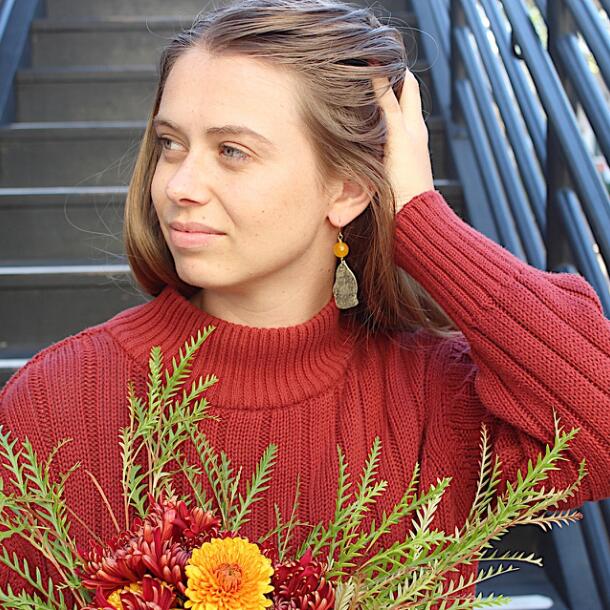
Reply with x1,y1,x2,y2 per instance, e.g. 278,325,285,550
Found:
151,47,352,306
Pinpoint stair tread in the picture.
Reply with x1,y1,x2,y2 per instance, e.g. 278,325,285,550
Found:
0,265,134,288
0,121,147,136
0,263,130,275
17,65,159,82
0,185,127,197
31,15,197,31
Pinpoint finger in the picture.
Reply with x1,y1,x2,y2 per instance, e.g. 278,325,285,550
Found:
399,68,423,123
371,75,402,117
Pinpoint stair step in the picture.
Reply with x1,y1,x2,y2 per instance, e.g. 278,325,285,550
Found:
0,186,126,263
0,116,450,187
0,360,27,390
0,121,145,187
30,10,422,68
15,61,433,122
0,264,145,358
44,0,213,19
16,66,158,121
30,17,192,68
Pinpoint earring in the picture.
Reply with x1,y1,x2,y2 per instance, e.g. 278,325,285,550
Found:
332,230,359,309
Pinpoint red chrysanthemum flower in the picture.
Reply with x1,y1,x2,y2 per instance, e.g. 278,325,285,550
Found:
271,548,335,610
135,521,190,594
79,519,147,592
146,493,221,550
120,575,178,610
84,575,177,610
80,494,221,595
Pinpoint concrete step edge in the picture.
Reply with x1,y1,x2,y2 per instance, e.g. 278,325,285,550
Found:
0,187,126,206
0,185,127,198
17,65,158,82
31,16,198,32
0,263,130,277
0,359,29,368
0,266,134,287
0,121,146,138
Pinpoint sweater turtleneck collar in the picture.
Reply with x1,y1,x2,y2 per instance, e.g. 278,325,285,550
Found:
108,285,357,409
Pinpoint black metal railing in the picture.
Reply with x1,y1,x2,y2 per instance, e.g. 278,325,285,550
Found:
412,1,610,608
416,0,610,314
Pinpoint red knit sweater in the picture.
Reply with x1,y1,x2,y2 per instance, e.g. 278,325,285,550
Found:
1,189,609,606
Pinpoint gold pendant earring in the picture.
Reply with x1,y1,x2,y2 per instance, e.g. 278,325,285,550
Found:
332,230,359,309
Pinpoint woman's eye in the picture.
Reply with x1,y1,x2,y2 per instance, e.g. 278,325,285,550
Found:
157,136,182,152
155,136,249,164
220,144,249,163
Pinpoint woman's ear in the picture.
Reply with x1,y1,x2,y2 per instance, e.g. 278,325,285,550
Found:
327,177,373,228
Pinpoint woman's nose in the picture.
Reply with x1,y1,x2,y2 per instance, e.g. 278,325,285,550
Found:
165,158,210,206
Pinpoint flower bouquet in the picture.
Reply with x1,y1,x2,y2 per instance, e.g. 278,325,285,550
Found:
0,325,587,609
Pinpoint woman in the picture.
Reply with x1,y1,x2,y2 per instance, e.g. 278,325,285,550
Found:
1,0,609,605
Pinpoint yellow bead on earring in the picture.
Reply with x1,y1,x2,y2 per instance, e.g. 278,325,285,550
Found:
332,231,359,309
333,238,349,258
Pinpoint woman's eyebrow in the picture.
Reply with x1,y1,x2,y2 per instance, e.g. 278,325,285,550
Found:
152,117,276,150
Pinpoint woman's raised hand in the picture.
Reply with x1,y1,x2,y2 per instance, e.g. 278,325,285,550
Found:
371,68,435,214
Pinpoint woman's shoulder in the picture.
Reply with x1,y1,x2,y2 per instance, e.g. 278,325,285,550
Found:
0,301,149,422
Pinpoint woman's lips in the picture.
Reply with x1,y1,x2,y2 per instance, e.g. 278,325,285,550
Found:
169,227,225,248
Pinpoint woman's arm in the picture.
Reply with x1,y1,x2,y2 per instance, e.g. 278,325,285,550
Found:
394,188,610,510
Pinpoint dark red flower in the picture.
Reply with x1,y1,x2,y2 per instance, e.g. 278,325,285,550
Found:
145,493,221,549
120,575,178,610
135,521,190,594
79,520,147,592
80,494,220,595
271,547,335,610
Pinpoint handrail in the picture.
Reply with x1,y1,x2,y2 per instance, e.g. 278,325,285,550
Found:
0,0,43,124
564,0,610,88
417,0,610,317
500,0,610,296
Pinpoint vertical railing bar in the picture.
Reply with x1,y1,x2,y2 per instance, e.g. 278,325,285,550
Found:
546,0,579,274
500,0,610,261
579,503,610,609
455,24,546,267
564,0,610,89
456,78,528,258
450,0,466,126
0,0,18,39
431,0,451,57
480,0,547,167
462,0,546,231
557,35,610,163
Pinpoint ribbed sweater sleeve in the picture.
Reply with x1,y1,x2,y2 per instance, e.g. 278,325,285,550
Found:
393,189,610,513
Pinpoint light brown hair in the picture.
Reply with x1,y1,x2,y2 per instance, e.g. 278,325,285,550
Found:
123,0,462,345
